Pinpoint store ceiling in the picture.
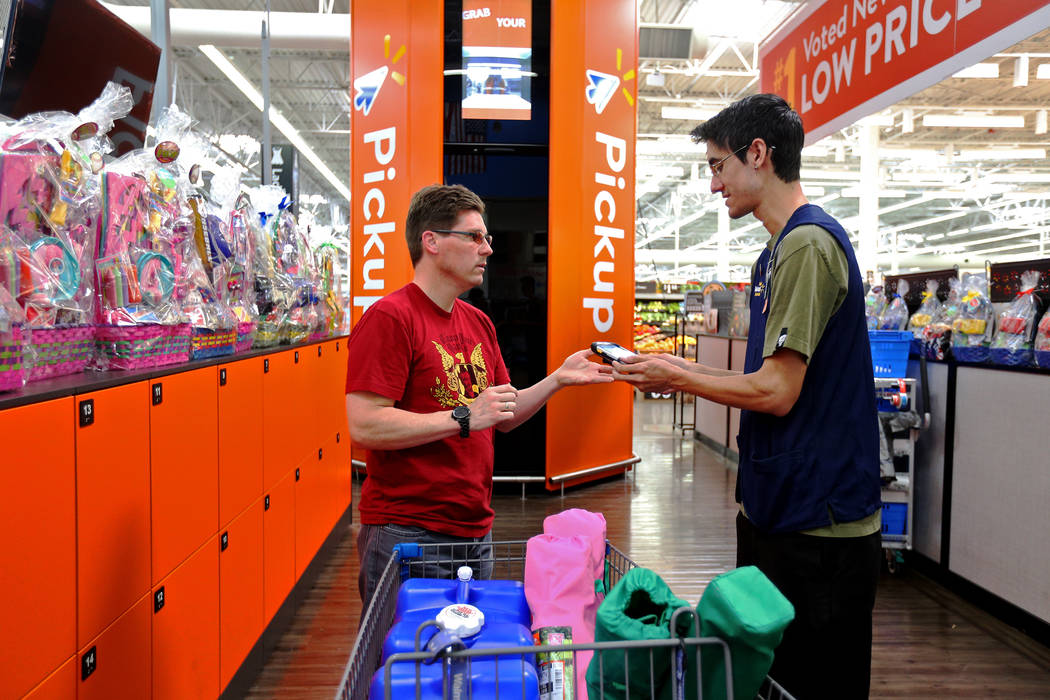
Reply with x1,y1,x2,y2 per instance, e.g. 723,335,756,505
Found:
65,2,1050,279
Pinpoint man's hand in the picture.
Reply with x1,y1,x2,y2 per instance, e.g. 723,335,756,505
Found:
469,383,519,430
556,349,615,386
610,354,680,393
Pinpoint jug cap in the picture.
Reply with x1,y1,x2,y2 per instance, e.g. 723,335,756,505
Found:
457,566,473,582
437,603,484,638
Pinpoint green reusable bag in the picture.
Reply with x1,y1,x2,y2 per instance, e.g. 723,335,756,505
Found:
695,566,795,700
585,567,692,700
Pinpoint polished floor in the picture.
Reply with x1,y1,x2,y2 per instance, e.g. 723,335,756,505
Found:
245,396,1050,699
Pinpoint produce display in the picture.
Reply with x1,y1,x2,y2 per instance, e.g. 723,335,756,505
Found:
633,299,698,358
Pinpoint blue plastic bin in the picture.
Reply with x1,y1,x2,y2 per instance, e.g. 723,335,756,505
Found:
869,331,912,378
882,503,907,535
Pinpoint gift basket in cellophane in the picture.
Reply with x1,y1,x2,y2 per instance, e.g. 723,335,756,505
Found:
0,284,27,392
220,187,260,354
0,83,132,380
1035,303,1050,369
951,272,993,363
270,194,318,344
990,270,1041,367
249,186,289,348
919,278,960,362
909,279,947,360
93,106,199,370
878,279,910,331
314,241,345,337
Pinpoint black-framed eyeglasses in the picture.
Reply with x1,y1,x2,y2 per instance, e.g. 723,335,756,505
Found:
430,229,493,246
707,143,751,178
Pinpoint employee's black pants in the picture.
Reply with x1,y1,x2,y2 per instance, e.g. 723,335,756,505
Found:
736,512,882,700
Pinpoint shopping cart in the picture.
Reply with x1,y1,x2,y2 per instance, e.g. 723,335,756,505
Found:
335,540,795,700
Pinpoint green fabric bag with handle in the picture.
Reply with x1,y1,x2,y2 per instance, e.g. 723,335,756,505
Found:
585,567,692,700
694,566,795,700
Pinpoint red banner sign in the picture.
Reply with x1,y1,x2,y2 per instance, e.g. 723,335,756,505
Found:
760,0,1050,142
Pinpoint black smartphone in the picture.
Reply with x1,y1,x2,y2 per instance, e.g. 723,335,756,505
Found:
590,341,636,364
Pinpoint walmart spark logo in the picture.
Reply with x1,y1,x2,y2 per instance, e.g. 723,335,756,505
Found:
585,48,635,115
353,35,406,116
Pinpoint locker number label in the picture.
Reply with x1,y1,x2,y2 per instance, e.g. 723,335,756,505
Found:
265,495,270,510
81,646,97,680
154,587,165,613
151,383,163,406
221,531,229,551
295,468,301,481
219,368,227,386
79,399,95,427
264,358,270,373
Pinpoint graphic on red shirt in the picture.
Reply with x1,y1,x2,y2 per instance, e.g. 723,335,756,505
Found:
431,341,490,406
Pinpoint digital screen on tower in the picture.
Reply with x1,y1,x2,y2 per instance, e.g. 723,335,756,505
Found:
461,0,532,121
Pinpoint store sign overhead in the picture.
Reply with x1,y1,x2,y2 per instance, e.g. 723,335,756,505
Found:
759,0,1050,143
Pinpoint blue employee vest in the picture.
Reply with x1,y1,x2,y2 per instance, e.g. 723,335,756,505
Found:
737,204,880,534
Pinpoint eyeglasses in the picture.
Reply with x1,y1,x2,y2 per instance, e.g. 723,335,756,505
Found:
707,143,751,178
430,229,493,246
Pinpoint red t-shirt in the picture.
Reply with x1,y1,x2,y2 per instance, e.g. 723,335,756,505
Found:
346,282,510,537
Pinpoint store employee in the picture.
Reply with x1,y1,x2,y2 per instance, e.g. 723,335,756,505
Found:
612,94,882,700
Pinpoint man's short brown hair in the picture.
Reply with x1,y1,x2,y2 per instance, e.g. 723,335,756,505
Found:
405,184,486,266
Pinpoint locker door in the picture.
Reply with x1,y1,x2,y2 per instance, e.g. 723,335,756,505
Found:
22,656,74,700
218,358,264,527
150,367,219,584
76,594,151,700
331,430,353,524
263,470,296,623
219,498,264,691
0,398,75,699
75,383,151,649
151,536,220,700
261,351,298,490
295,455,324,578
327,339,349,441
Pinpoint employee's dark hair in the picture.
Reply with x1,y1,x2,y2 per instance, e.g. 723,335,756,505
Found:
691,93,804,183
406,184,486,266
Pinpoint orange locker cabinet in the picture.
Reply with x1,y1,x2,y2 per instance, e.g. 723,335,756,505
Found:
330,431,353,524
218,359,264,527
150,367,219,585
294,456,325,578
0,398,76,699
219,498,264,691
151,535,220,700
261,351,308,490
321,339,349,444
22,656,74,700
77,593,151,700
263,470,296,624
75,382,151,650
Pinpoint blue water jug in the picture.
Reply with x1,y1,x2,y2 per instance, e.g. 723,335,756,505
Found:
369,654,540,700
395,566,530,627
381,619,536,665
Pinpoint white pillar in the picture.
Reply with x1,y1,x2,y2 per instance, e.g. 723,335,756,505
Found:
857,123,880,279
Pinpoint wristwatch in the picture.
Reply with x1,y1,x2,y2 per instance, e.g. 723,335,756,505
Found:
451,405,471,438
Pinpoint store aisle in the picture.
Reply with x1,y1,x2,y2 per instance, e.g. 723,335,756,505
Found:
245,395,1050,699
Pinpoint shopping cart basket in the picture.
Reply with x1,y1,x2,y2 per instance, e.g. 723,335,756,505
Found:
335,540,795,700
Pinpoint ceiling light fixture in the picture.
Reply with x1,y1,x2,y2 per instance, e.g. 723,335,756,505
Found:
901,108,914,133
660,105,714,120
1037,63,1050,79
1037,110,1048,135
957,148,1046,160
1014,55,1030,86
922,114,1025,128
646,69,666,87
199,44,351,202
952,62,1000,79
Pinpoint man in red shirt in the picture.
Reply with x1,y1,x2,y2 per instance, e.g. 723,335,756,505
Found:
347,184,612,609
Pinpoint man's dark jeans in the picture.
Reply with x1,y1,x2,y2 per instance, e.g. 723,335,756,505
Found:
357,523,493,616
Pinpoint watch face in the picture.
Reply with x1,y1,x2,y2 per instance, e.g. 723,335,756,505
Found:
452,406,470,419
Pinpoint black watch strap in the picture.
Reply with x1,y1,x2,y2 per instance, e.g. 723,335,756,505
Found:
452,407,470,438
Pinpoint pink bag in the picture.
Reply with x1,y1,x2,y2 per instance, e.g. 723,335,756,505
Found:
525,534,600,700
543,508,607,597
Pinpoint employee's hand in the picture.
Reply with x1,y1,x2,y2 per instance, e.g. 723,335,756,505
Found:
611,354,678,393
470,383,519,430
556,349,615,386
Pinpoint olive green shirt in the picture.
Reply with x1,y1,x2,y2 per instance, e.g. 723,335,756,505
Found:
751,223,881,538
